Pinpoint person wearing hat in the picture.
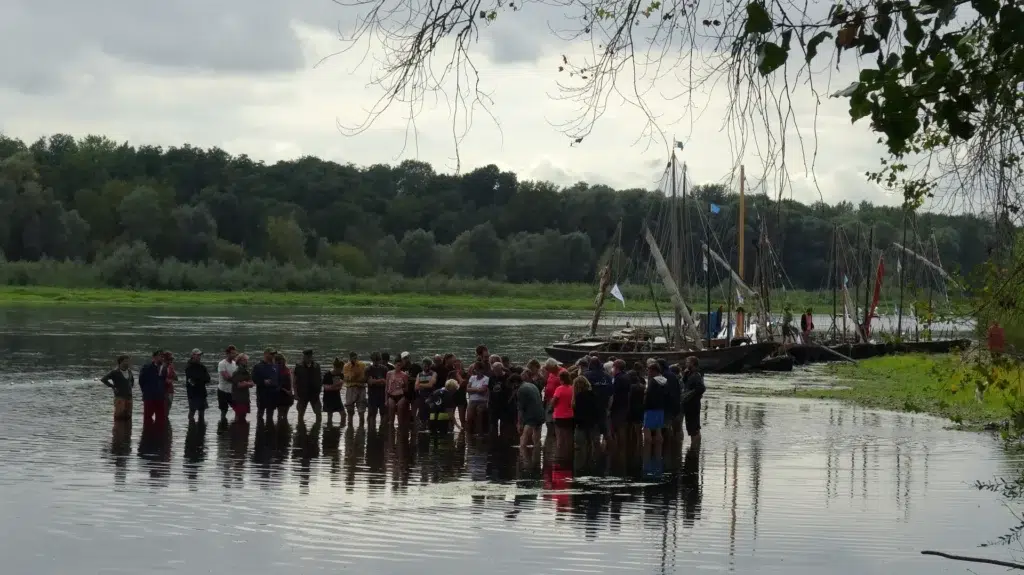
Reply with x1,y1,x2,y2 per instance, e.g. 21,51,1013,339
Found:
184,348,211,423
217,346,239,421
252,347,281,424
343,351,368,427
322,357,345,424
292,349,322,425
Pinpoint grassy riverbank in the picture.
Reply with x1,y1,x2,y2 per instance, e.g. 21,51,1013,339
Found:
0,286,633,311
781,354,1024,429
0,285,856,312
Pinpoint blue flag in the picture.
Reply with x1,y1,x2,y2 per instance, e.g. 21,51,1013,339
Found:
710,203,721,214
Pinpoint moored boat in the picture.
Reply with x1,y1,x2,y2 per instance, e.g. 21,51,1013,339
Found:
545,338,778,373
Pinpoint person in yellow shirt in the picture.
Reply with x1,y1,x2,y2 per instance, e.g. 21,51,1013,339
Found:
343,351,368,427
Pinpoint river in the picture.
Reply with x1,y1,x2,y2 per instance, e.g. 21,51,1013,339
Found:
0,306,1015,574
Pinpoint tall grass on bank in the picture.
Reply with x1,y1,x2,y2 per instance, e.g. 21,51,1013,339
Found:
788,354,1023,428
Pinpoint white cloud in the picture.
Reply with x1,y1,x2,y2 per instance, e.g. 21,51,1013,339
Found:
0,0,904,207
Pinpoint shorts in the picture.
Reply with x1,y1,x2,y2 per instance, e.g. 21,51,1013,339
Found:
232,402,250,416
429,418,450,435
217,390,233,411
554,417,574,429
643,409,665,430
345,386,367,410
683,401,701,436
113,398,132,420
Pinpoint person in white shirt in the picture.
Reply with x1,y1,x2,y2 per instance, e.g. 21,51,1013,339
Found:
217,345,239,421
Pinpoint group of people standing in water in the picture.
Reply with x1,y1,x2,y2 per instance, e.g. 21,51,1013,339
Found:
100,344,706,455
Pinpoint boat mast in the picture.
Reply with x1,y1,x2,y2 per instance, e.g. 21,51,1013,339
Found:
862,227,874,341
588,221,622,336
670,153,683,345
737,165,746,336
705,229,712,348
897,208,909,339
832,224,838,341
645,226,702,345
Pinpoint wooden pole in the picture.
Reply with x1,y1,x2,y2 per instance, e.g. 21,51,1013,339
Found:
737,165,745,336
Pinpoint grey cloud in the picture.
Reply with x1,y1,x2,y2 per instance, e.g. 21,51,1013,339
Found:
0,0,354,93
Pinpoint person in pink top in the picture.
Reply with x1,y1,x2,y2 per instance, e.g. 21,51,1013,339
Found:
551,371,575,455
385,361,409,430
542,359,566,442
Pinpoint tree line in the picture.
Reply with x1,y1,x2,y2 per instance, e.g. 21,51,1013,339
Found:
0,133,996,292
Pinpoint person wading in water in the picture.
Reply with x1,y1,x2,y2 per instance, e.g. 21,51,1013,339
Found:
139,350,167,425
366,352,388,428
100,355,134,422
230,354,254,423
276,353,294,423
217,346,238,421
343,352,368,427
681,356,706,446
163,351,178,415
292,349,322,425
322,358,345,425
184,348,211,423
253,347,280,424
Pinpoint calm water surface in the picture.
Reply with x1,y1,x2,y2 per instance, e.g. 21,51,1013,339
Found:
0,307,1015,574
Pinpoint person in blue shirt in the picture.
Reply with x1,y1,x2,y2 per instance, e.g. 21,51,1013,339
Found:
138,350,167,424
583,357,612,443
252,347,281,424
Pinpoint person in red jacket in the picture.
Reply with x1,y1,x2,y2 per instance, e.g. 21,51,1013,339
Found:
988,320,1006,360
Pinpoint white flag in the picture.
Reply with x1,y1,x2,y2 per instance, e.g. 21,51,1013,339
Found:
736,288,744,304
897,258,902,275
702,253,708,272
610,283,626,307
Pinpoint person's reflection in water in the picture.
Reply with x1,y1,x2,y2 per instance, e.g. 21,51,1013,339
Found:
252,420,276,486
293,422,321,495
364,424,387,494
544,461,574,516
323,421,343,484
273,420,292,468
108,420,132,487
183,420,207,491
137,420,173,487
680,438,702,527
228,419,250,489
344,425,366,492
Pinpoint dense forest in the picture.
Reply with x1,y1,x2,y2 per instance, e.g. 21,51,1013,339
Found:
0,133,996,292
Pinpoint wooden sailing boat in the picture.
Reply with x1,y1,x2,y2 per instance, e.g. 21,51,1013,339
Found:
544,155,777,373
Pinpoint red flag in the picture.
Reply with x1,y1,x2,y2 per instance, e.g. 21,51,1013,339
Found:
867,255,885,337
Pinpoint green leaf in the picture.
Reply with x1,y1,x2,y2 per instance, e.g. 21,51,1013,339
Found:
806,31,832,62
904,11,924,46
860,34,880,54
873,6,893,37
757,41,788,74
972,0,999,19
744,2,773,35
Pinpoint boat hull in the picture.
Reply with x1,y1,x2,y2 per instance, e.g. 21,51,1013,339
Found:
544,341,778,373
786,339,971,365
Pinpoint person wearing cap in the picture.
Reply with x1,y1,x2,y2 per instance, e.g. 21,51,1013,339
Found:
343,351,368,427
292,349,322,424
252,347,281,424
217,346,239,421
184,348,211,423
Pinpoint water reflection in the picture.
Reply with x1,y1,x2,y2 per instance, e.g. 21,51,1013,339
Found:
0,308,1016,574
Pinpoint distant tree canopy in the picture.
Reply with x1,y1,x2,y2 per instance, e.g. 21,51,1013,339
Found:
0,133,996,290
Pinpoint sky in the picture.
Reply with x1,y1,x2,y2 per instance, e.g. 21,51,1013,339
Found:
0,0,906,207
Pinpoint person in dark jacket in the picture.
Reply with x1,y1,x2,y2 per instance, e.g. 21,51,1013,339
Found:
138,350,167,424
252,347,280,424
681,356,706,443
100,354,134,421
583,357,612,444
293,349,322,425
572,376,601,458
184,348,211,423
659,359,682,439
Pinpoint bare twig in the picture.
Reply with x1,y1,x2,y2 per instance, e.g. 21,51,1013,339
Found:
921,550,1024,570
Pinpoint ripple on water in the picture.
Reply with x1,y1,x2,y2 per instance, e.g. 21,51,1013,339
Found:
0,308,1016,574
